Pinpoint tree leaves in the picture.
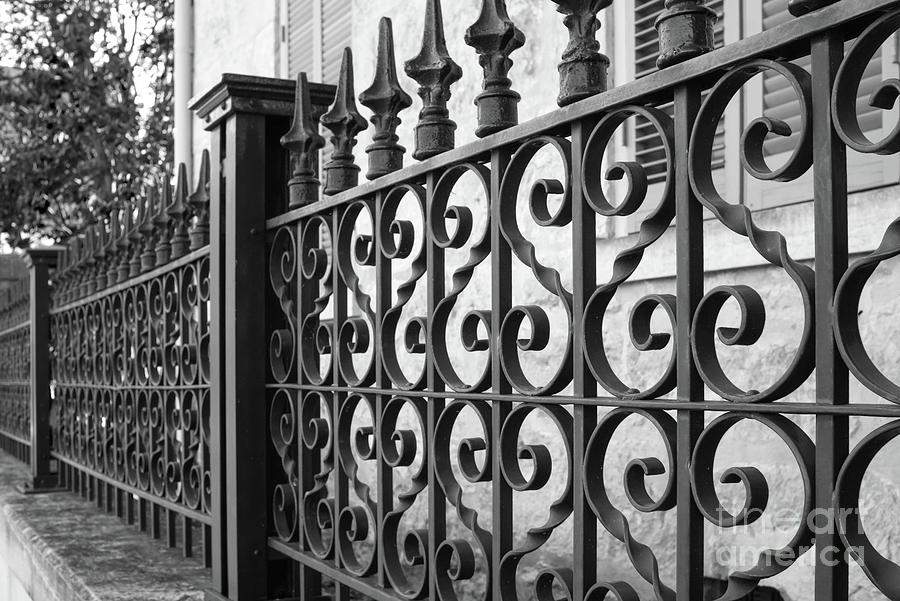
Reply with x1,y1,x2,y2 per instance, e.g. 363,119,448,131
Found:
0,0,173,246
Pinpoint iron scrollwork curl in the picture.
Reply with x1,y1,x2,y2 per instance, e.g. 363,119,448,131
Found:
831,8,900,404
498,403,573,601
337,202,377,387
269,227,297,384
832,9,900,155
270,388,298,541
583,408,677,601
430,163,493,394
499,136,573,396
689,59,816,403
380,185,428,391
690,412,816,601
380,396,429,599
433,399,493,601
300,216,335,386
300,390,336,559
336,393,378,576
833,419,900,599
582,106,677,400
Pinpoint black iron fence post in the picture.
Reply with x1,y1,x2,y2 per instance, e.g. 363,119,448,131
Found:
190,74,334,601
19,247,64,494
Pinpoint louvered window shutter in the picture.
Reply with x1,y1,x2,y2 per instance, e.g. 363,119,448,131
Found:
321,0,353,85
627,0,725,232
751,0,893,208
287,0,315,78
634,0,725,185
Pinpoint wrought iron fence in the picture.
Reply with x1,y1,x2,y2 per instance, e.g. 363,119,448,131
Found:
2,0,900,600
48,159,213,561
251,0,900,600
0,277,31,462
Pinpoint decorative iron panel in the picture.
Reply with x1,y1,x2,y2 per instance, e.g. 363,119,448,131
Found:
263,1,900,600
0,276,31,463
49,157,213,561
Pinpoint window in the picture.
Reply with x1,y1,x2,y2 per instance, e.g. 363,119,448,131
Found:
746,0,898,209
283,0,352,85
615,0,898,227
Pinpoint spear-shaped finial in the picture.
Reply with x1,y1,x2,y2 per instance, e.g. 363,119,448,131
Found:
404,0,462,160
188,149,210,250
655,0,716,69
140,187,158,272
169,163,191,259
465,0,525,137
551,0,612,106
117,203,132,283
104,209,120,287
787,0,838,17
321,48,368,195
129,198,145,277
154,170,172,266
281,73,326,208
359,17,413,180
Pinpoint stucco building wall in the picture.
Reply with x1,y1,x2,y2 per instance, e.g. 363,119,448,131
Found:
185,2,900,599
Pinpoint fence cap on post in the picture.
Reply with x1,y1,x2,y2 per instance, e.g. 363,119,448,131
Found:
22,247,63,269
189,73,336,130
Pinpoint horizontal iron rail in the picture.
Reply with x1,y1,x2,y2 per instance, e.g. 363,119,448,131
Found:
52,453,212,524
50,245,210,315
265,0,900,230
268,539,410,601
0,321,30,339
0,431,31,446
269,384,900,417
54,383,210,391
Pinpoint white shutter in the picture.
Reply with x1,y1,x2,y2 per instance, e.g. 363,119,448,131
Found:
321,0,353,86
634,0,725,186
750,0,894,209
287,0,315,78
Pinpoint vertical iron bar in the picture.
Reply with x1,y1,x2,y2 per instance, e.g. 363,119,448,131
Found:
22,248,60,493
425,170,446,601
221,111,270,599
490,148,512,601
297,215,322,599
374,190,391,590
811,31,849,601
571,117,597,601
332,205,351,601
674,83,705,601
184,515,194,558
208,120,226,593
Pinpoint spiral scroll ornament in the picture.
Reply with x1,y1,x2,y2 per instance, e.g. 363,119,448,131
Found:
583,409,677,601
498,137,574,395
832,8,900,404
689,59,816,403
834,420,900,599
270,389,298,541
337,202,377,387
301,391,336,559
269,227,297,384
300,216,335,386
379,185,428,391
433,400,493,601
582,106,677,399
336,393,379,576
691,413,816,601
381,396,429,599
498,404,573,601
430,163,493,393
